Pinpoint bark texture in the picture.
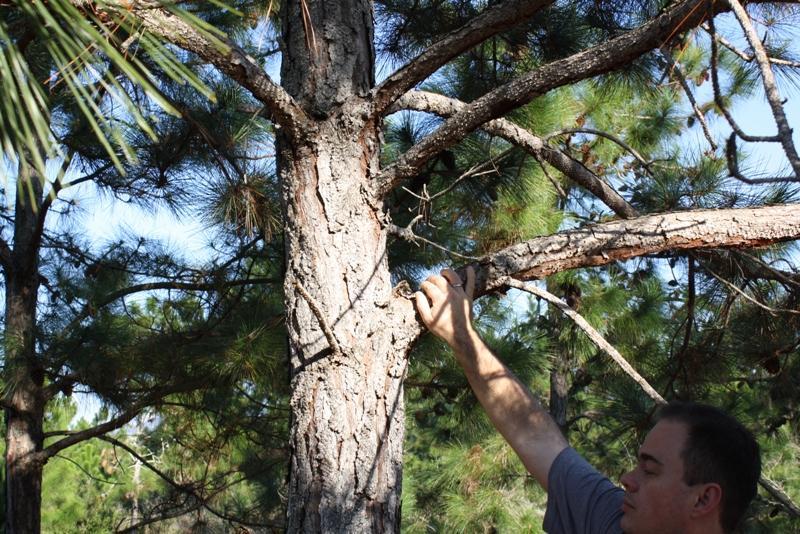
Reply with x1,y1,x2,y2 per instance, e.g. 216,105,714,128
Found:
278,2,414,531
4,165,45,534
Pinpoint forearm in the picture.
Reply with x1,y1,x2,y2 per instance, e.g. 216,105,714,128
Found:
453,327,568,489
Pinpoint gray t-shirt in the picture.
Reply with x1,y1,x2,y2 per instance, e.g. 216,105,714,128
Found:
543,447,624,533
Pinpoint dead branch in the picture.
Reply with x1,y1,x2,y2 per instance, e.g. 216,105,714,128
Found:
728,0,800,178
503,278,666,404
293,280,342,357
708,18,780,144
702,23,800,68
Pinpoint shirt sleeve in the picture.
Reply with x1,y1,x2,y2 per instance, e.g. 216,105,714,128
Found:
542,447,624,534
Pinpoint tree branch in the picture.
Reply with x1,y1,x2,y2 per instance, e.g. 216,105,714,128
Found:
89,0,310,138
97,435,281,532
703,22,800,68
503,278,665,403
728,0,800,178
376,0,736,195
371,0,554,115
62,277,278,337
293,280,342,357
38,383,198,460
658,48,718,151
391,90,639,219
505,277,800,518
461,203,800,299
708,18,779,144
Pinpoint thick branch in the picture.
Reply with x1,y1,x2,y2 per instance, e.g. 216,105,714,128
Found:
463,203,800,298
88,1,310,138
371,0,554,114
376,0,731,194
392,91,639,219
504,277,800,518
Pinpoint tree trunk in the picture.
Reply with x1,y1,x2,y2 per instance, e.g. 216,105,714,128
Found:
279,1,415,531
549,361,569,435
4,164,45,533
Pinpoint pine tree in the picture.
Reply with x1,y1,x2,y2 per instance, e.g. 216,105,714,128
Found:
4,1,800,531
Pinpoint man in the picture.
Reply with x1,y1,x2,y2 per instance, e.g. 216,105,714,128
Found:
415,267,761,534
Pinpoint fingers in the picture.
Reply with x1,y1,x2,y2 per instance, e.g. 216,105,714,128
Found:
465,266,475,302
440,268,463,290
414,289,433,326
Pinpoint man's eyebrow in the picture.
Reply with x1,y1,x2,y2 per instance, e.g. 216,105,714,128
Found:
637,451,663,465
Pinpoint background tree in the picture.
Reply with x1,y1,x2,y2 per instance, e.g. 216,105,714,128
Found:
0,1,289,531
4,0,800,532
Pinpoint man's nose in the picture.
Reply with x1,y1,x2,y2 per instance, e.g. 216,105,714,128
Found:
620,470,637,492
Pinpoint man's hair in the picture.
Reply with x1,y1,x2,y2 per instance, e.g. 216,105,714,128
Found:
656,401,761,533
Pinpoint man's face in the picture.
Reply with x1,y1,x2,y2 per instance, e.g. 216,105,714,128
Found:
619,420,699,534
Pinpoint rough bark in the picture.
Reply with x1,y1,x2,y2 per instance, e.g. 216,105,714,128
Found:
4,163,45,534
277,1,417,531
470,204,800,297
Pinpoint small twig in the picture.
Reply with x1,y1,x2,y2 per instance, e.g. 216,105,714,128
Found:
725,134,798,184
703,264,800,316
534,154,568,201
729,0,800,178
386,219,479,261
702,23,800,69
708,19,780,143
502,278,666,405
545,127,653,173
659,48,718,151
293,280,342,357
429,148,514,202
54,453,123,486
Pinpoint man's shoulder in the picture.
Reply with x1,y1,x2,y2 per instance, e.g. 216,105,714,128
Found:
543,447,624,534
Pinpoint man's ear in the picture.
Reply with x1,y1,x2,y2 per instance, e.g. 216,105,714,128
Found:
690,483,722,518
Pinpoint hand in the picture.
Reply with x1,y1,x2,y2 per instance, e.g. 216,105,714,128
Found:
415,267,476,349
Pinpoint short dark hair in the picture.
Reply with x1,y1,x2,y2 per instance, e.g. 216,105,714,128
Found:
656,401,761,533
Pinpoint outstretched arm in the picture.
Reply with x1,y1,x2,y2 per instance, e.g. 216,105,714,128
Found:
415,268,567,489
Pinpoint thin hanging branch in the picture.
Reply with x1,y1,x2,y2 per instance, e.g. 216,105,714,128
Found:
545,127,654,172
708,18,779,144
703,264,800,315
501,277,666,404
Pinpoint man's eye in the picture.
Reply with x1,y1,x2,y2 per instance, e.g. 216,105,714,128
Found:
643,470,656,476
